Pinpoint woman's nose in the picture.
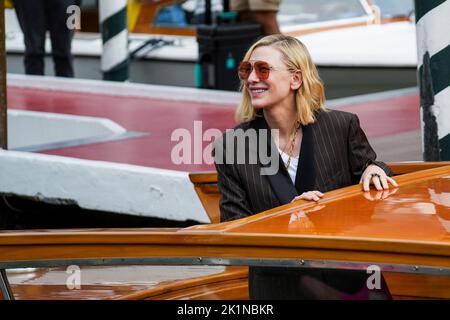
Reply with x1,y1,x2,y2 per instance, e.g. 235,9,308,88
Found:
247,68,259,83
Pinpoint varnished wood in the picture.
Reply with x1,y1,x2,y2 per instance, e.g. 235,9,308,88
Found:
6,266,450,300
189,172,217,184
388,161,450,175
119,266,248,300
381,16,412,24
188,162,450,224
7,265,246,300
189,172,220,223
1,166,450,265
384,272,450,299
2,164,450,299
146,279,248,300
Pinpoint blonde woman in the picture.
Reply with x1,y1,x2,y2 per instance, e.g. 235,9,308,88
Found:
214,34,397,299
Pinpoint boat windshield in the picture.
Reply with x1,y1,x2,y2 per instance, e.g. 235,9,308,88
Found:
277,0,369,27
371,0,415,18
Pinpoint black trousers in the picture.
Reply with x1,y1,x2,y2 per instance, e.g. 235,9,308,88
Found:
249,267,392,300
12,0,78,77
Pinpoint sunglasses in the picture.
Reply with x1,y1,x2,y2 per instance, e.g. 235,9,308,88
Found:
238,61,273,81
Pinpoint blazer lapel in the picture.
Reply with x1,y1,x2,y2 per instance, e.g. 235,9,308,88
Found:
295,123,316,193
252,115,298,205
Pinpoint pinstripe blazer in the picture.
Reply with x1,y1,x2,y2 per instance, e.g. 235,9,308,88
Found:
214,109,392,222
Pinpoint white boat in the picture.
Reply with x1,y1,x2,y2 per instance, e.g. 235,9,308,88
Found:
4,0,418,98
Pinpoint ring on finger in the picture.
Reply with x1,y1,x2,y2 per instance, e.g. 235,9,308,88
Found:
371,173,381,179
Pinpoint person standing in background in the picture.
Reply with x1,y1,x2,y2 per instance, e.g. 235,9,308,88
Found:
230,0,280,35
193,0,223,25
12,0,79,77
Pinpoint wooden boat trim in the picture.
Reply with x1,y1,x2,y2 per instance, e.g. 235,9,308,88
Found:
141,278,248,300
1,164,450,299
387,161,450,175
117,266,248,300
189,163,450,229
189,162,450,224
188,162,450,184
1,166,450,263
1,237,450,272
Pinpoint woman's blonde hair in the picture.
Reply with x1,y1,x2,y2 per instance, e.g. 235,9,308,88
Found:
235,34,326,125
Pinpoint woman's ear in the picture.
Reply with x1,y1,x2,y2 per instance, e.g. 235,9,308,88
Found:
291,71,302,90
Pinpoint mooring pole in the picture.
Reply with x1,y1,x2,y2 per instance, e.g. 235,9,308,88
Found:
415,0,450,160
0,0,8,150
99,0,129,81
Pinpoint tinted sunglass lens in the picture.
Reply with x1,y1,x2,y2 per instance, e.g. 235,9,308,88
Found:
238,61,271,80
254,62,270,80
238,62,251,80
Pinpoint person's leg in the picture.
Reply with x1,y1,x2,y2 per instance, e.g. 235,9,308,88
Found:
231,0,258,25
252,11,280,35
249,267,341,300
249,267,392,300
249,0,280,35
12,0,46,75
237,10,256,22
45,0,76,77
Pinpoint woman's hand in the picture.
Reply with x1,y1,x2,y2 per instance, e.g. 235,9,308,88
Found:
291,190,324,202
360,164,398,192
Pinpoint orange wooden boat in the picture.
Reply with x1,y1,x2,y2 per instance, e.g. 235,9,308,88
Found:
1,161,450,300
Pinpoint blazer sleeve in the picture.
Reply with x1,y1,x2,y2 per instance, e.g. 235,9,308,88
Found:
347,114,392,182
213,136,254,222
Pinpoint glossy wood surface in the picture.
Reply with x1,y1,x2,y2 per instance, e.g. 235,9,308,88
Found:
189,172,220,223
119,266,248,300
225,172,450,243
1,164,450,300
388,161,450,175
7,266,450,300
188,162,450,225
1,166,449,266
7,265,246,300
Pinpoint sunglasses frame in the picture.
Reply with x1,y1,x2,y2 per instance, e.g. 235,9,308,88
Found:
237,60,273,81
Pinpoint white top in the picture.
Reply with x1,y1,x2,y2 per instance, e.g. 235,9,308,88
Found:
278,147,299,185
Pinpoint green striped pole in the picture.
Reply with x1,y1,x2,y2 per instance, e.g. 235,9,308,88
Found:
415,0,450,160
99,0,129,81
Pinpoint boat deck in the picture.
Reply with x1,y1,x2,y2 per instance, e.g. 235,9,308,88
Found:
7,76,420,172
0,75,422,222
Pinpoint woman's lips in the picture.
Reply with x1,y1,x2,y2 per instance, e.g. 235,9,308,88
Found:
249,87,268,98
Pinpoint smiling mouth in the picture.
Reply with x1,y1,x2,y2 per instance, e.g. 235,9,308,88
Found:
250,88,268,94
